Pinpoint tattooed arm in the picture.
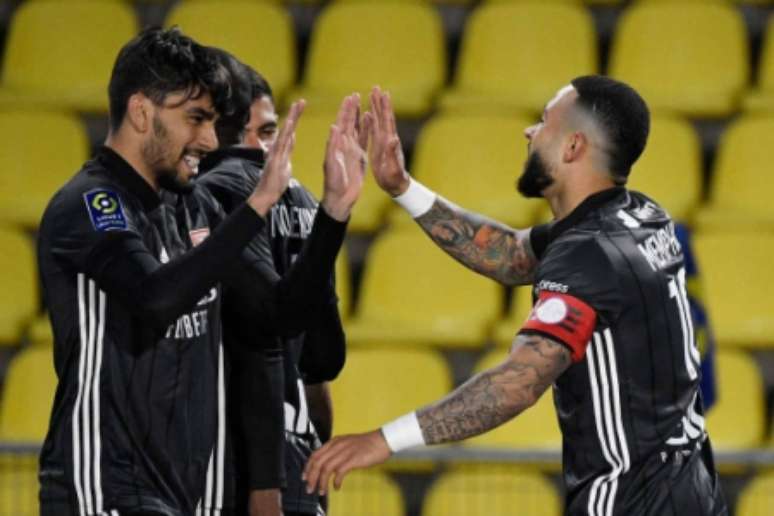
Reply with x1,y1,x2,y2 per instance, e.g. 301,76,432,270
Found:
416,198,537,286
417,333,570,443
364,87,537,285
302,333,571,493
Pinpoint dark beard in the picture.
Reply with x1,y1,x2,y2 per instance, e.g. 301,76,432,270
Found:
143,115,193,194
517,151,554,198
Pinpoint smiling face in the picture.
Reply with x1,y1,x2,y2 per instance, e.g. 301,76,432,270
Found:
517,85,578,198
241,95,279,153
140,90,219,192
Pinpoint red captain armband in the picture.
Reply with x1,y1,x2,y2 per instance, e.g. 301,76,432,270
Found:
520,291,597,363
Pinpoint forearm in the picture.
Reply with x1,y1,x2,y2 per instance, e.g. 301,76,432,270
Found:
415,334,571,445
413,196,536,286
305,383,334,443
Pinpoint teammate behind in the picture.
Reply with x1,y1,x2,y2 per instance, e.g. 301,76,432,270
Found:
195,55,363,516
304,80,728,515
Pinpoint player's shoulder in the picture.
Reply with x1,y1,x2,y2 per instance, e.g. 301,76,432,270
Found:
542,231,611,271
596,189,672,231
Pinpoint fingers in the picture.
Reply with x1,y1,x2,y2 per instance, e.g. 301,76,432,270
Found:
359,111,373,152
383,92,398,138
274,100,305,160
304,439,356,496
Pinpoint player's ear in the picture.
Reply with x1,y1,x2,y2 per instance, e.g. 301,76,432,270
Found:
563,132,587,163
126,93,152,134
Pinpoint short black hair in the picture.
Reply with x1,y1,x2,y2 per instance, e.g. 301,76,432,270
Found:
108,27,234,132
212,53,275,146
570,75,650,183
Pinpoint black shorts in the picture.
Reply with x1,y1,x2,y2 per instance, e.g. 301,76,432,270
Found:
40,502,169,516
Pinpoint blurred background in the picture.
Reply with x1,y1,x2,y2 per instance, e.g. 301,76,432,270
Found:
1,0,774,514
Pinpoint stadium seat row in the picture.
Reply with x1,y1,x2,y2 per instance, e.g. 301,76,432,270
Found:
5,222,774,350
0,343,768,451
3,0,774,118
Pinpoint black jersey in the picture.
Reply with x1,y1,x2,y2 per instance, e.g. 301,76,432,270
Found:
196,148,345,515
37,147,267,516
522,188,725,516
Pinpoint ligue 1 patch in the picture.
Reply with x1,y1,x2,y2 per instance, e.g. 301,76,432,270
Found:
189,227,210,247
83,189,127,232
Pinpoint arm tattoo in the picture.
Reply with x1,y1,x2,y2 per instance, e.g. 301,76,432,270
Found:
415,197,537,286
417,335,572,445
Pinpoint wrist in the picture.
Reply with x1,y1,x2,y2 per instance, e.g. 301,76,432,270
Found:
386,176,411,197
320,197,351,222
392,178,436,218
380,412,426,453
248,192,274,217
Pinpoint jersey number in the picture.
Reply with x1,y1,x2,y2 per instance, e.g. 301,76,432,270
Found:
668,268,701,380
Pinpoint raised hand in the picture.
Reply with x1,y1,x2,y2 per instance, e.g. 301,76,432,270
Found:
321,94,372,221
302,430,391,496
368,87,410,197
249,100,305,216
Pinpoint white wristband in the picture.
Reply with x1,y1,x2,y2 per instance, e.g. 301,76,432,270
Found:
392,178,437,218
381,412,426,453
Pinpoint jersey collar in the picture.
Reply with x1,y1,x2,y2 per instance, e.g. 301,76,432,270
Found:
548,186,627,242
96,146,161,212
199,146,266,174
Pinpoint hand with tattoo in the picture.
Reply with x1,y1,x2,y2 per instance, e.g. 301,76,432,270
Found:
302,334,571,494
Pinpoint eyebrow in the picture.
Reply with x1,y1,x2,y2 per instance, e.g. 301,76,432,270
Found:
186,107,217,121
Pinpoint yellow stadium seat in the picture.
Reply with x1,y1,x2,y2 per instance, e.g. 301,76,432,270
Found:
0,0,137,113
609,1,748,118
328,469,405,516
0,453,38,516
440,2,597,116
694,233,774,348
165,0,296,104
391,114,546,229
28,313,53,347
289,110,391,232
0,112,89,228
293,2,446,117
0,346,57,441
423,466,561,516
696,116,774,231
331,347,451,434
345,227,502,348
465,349,562,451
626,115,702,223
0,229,37,346
737,472,774,516
704,350,765,450
491,286,534,347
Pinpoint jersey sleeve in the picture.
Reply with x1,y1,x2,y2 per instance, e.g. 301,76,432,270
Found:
47,186,266,331
519,237,622,363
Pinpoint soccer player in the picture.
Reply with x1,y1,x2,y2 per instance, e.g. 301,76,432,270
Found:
304,81,728,515
195,56,360,516
37,28,361,516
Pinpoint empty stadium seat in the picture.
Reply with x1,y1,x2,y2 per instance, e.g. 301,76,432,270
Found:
693,232,774,348
696,115,774,230
0,0,138,112
392,114,546,229
0,454,38,516
736,472,774,516
465,349,562,451
0,346,57,441
345,227,502,348
704,350,765,450
0,111,89,228
0,229,38,346
28,313,53,347
609,1,748,117
327,469,405,516
626,115,702,223
289,110,391,232
293,2,446,117
440,2,597,116
423,466,561,516
331,347,452,434
491,286,534,347
166,0,296,103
